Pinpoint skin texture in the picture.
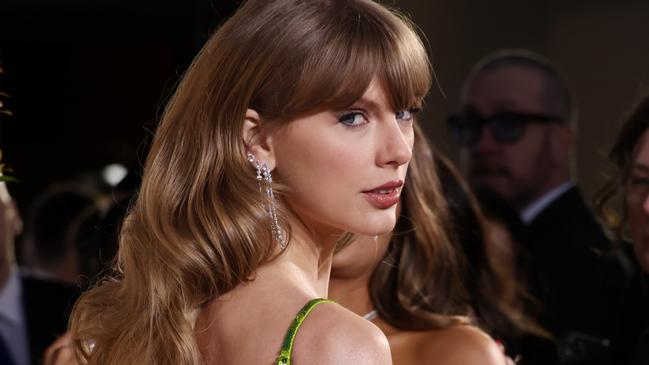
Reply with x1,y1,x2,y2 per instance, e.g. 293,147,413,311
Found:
330,233,509,365
194,79,413,365
626,130,649,273
460,66,574,211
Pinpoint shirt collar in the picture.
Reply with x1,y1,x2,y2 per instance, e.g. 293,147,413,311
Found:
520,181,576,224
0,266,25,327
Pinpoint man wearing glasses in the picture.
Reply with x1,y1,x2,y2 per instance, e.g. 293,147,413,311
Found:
448,50,628,365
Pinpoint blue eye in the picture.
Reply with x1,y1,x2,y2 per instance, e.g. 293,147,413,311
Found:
396,108,419,122
338,111,367,128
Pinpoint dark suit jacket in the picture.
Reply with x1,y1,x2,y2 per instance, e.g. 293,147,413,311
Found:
629,329,649,365
524,186,629,365
614,253,649,364
21,276,79,365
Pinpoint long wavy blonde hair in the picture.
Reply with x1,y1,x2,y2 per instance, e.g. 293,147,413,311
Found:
69,0,431,364
597,93,649,241
435,154,550,339
367,124,471,330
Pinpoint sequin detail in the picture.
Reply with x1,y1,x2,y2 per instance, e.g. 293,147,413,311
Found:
275,298,333,365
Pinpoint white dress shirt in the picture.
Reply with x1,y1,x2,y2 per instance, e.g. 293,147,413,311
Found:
520,181,576,224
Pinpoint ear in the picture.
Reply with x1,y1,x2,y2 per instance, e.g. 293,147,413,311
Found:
242,108,276,170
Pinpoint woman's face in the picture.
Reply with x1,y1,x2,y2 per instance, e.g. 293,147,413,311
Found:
626,129,649,272
272,79,414,237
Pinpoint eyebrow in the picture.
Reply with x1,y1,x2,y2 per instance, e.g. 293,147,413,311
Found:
352,97,382,112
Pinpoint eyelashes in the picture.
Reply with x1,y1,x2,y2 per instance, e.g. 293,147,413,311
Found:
338,111,367,127
337,107,420,128
396,107,421,122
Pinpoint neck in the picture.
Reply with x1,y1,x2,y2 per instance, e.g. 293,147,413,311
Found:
329,234,390,316
328,245,376,316
268,217,344,298
328,274,373,316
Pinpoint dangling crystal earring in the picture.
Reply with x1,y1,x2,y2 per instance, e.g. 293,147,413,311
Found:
248,153,286,250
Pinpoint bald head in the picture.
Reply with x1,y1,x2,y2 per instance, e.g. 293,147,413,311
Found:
462,50,576,124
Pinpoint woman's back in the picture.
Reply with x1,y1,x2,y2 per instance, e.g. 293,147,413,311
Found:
196,264,390,364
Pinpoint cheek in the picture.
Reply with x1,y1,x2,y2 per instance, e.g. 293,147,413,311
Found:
508,137,546,174
276,134,367,212
294,139,363,186
459,148,472,171
627,200,644,233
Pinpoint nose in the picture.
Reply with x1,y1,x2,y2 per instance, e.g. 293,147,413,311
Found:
642,193,649,216
473,126,500,153
377,118,412,167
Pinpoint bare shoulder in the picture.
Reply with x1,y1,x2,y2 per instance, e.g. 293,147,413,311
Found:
291,302,391,365
419,324,505,365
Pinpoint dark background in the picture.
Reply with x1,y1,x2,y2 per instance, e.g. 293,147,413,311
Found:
1,0,649,215
0,0,240,213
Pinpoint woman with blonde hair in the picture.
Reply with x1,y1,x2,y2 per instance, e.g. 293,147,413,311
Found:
596,93,649,365
67,0,433,364
329,126,512,364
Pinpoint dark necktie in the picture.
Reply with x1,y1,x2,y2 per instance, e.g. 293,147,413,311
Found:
0,335,16,365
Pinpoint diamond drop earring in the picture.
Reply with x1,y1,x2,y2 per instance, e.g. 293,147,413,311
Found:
248,153,286,250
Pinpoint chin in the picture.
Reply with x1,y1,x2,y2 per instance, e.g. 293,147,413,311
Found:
474,174,505,187
474,178,514,200
351,211,397,236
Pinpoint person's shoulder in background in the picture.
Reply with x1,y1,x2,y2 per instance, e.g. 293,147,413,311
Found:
22,274,81,364
418,324,507,365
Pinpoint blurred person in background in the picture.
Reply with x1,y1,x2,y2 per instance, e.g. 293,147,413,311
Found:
436,153,555,364
20,167,137,288
20,184,101,284
597,92,649,365
448,49,629,364
0,181,79,365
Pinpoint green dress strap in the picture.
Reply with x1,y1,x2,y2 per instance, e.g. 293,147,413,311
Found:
276,298,334,365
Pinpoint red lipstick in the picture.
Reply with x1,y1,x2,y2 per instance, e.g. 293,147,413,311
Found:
362,180,403,209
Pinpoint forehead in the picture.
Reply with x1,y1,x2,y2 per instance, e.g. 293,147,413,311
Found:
465,66,547,116
356,78,393,111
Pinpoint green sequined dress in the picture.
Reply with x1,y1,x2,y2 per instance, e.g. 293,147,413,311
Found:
275,298,333,365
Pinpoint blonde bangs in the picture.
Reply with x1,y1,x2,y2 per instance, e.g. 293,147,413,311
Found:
380,12,432,111
279,1,431,117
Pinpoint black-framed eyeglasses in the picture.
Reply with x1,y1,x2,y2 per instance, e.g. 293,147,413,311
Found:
447,112,564,146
